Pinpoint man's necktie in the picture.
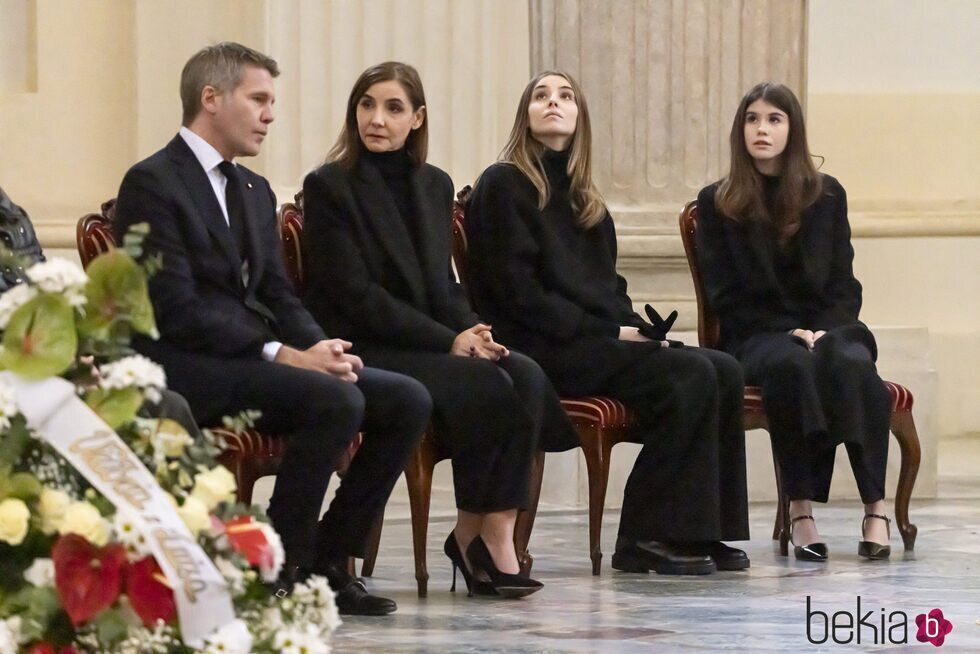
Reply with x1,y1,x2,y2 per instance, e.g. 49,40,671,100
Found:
217,161,248,261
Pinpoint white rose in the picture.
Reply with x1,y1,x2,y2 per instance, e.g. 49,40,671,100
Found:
177,495,211,537
191,466,237,510
58,501,110,546
23,558,55,587
38,487,71,534
0,498,30,546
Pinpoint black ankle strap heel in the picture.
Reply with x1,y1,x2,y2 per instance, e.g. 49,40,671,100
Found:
790,515,829,562
859,514,891,560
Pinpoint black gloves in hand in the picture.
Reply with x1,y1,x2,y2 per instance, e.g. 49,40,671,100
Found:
638,304,678,341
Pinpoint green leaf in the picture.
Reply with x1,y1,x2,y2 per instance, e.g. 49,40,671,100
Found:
82,386,144,430
3,472,42,501
3,586,62,641
0,293,77,379
92,606,129,645
79,249,158,340
0,416,31,471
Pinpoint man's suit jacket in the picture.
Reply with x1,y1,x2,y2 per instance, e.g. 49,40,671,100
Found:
301,159,478,353
114,135,325,362
695,174,864,352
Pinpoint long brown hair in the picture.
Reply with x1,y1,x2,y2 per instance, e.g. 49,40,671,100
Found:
715,82,822,241
326,61,428,168
498,70,605,228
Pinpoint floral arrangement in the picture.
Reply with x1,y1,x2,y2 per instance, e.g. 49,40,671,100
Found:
0,249,338,654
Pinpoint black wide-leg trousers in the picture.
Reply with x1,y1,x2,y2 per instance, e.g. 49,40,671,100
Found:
541,340,750,544
359,348,568,513
735,326,891,504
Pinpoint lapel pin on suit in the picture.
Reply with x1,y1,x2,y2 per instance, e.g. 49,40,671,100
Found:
247,182,253,189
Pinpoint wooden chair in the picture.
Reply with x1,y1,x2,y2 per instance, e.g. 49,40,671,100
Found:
452,187,640,576
678,200,920,553
75,201,361,510
278,192,544,596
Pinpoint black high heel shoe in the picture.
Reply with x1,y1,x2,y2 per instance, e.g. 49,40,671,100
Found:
465,536,543,599
790,515,829,562
858,514,891,560
443,533,496,597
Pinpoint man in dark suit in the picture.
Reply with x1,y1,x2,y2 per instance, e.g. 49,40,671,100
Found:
114,42,430,615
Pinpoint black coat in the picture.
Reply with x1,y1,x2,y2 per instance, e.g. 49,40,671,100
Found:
695,175,867,353
114,135,325,360
302,157,578,458
465,156,652,393
302,159,477,352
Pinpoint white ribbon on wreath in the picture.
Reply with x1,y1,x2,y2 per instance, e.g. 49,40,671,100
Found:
3,372,238,648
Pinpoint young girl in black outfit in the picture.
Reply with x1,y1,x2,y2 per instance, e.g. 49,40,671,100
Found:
696,82,892,561
301,62,578,597
466,71,750,575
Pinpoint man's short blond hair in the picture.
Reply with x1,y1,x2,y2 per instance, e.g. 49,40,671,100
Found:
180,42,279,125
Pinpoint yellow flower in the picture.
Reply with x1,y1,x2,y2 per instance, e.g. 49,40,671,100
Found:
38,487,71,534
191,466,237,510
0,498,30,546
177,495,211,536
59,501,110,546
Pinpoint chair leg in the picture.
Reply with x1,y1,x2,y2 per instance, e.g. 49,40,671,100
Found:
404,444,435,598
581,426,613,576
771,449,789,556
229,456,258,507
514,451,545,576
360,509,384,577
890,411,921,551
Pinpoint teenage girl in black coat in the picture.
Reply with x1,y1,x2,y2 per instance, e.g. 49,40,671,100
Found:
466,71,751,576
696,82,892,561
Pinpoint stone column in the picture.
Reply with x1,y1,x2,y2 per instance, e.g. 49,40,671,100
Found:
530,0,807,329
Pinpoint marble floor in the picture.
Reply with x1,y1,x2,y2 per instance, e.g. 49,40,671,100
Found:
264,437,980,652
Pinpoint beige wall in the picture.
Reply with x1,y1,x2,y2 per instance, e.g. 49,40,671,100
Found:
0,0,529,250
1,0,977,443
808,0,980,438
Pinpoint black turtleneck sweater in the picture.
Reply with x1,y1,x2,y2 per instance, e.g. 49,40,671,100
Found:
465,148,644,354
361,147,423,251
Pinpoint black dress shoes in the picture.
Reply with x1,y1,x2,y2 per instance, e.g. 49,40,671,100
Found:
673,541,750,571
319,563,398,616
611,537,716,575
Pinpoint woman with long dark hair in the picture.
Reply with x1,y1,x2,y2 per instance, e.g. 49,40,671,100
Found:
301,62,577,597
466,71,750,576
696,82,892,561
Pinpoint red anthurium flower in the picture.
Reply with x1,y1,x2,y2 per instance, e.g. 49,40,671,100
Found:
24,643,56,654
126,556,177,627
52,534,127,625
